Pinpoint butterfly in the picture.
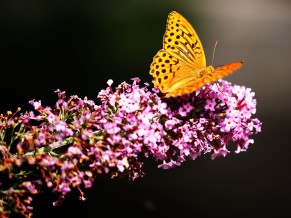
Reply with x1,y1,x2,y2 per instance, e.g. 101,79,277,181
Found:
149,11,243,98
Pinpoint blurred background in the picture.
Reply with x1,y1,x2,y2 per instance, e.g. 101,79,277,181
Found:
1,0,291,217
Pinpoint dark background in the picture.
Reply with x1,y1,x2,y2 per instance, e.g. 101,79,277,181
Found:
1,0,291,217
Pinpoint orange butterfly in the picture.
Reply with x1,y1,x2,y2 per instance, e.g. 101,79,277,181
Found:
149,11,243,97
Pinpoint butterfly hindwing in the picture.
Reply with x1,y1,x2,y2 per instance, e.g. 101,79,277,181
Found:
150,49,182,93
150,49,207,97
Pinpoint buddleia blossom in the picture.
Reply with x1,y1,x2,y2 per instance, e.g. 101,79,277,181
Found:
0,78,261,217
159,80,262,164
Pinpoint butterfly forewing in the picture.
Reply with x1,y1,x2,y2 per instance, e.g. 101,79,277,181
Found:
163,11,206,69
212,61,243,81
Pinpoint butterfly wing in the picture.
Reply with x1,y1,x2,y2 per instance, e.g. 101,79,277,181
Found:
163,11,206,69
150,58,244,97
150,11,207,97
212,61,244,81
150,49,202,97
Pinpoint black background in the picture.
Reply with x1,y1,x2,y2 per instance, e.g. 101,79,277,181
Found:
1,0,291,217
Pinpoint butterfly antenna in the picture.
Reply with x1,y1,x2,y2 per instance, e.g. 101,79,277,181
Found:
211,41,218,66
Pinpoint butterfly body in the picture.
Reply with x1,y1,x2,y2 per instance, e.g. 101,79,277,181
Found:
150,11,243,98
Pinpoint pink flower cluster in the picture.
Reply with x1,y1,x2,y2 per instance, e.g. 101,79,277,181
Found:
98,78,261,171
0,78,261,217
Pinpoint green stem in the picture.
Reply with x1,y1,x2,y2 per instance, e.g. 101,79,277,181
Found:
22,137,74,157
